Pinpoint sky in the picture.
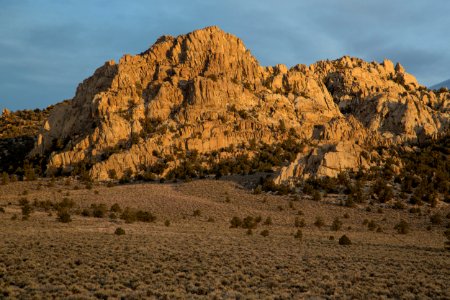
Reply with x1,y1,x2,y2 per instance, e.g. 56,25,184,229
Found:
1,0,449,111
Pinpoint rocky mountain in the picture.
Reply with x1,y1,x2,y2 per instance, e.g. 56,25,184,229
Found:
431,79,450,90
29,26,450,182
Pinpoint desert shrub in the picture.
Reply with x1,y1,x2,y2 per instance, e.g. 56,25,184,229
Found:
242,216,258,229
263,216,273,226
120,208,137,223
0,207,5,213
393,200,406,210
344,195,355,207
409,207,421,214
312,190,322,201
81,208,91,217
294,229,303,239
343,213,350,219
207,217,215,222
11,214,17,220
114,227,125,235
193,209,201,217
444,229,450,250
1,172,9,185
255,215,262,223
338,234,352,245
20,202,33,220
331,217,342,231
253,185,262,194
136,210,156,222
367,220,377,231
294,217,306,228
430,213,443,225
57,198,75,210
110,203,122,213
164,220,170,227
230,216,242,228
109,212,117,220
91,203,108,218
395,220,410,234
246,229,253,235
314,216,325,228
260,229,269,237
57,210,72,223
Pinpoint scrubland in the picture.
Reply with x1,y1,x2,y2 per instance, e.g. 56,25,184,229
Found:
0,177,449,299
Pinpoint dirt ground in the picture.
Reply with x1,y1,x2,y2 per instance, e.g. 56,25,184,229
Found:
1,178,449,299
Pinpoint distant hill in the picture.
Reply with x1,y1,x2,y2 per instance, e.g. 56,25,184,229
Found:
431,79,450,90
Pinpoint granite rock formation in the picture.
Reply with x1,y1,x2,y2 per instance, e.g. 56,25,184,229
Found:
29,26,450,181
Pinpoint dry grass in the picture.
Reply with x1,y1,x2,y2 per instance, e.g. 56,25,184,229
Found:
0,178,449,298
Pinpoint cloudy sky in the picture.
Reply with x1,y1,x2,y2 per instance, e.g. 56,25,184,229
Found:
1,0,449,111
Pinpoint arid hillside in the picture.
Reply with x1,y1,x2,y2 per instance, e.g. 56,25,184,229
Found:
0,177,449,298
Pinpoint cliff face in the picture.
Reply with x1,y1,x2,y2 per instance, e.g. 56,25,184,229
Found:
30,26,450,181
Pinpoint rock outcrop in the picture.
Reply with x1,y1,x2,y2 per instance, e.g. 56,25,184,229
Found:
29,26,450,181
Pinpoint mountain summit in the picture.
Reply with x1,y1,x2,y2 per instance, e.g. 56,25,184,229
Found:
30,26,450,181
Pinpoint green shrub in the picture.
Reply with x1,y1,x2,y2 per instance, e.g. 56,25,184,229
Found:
114,227,125,235
338,234,352,245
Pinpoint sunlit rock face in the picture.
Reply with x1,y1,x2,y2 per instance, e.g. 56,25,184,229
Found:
30,26,449,181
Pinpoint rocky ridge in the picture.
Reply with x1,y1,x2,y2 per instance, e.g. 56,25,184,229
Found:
29,26,450,182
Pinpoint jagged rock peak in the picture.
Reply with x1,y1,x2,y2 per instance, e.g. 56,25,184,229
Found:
29,27,449,181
